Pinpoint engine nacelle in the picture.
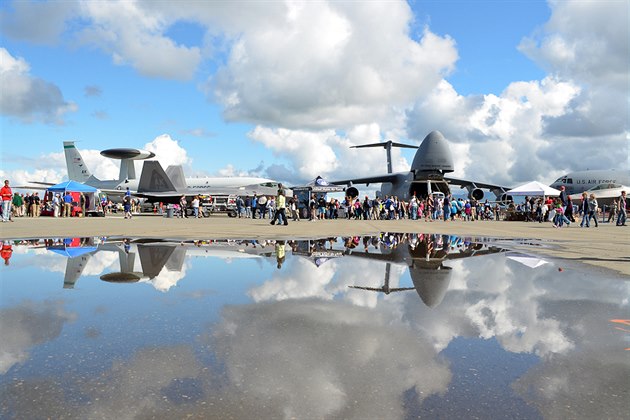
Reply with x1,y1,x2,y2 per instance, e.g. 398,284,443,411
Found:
467,188,484,201
499,193,513,203
345,186,359,199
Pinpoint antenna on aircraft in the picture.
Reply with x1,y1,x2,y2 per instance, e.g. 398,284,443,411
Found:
100,148,156,182
351,140,418,174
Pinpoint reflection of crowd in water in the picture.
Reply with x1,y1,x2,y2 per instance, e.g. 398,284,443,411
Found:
2,233,491,270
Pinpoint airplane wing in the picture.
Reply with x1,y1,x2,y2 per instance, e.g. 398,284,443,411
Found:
444,176,514,200
331,173,402,186
27,181,56,186
444,176,512,191
15,184,49,190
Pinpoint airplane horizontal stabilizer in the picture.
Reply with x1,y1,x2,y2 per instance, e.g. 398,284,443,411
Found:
351,141,418,149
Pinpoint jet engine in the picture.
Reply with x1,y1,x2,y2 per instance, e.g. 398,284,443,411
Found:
491,188,513,203
465,185,484,201
345,186,359,199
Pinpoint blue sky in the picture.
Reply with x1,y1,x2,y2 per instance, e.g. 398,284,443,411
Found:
0,0,627,190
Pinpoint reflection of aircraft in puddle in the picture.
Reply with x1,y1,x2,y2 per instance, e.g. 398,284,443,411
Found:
99,241,269,285
47,239,266,288
346,234,505,308
45,238,99,288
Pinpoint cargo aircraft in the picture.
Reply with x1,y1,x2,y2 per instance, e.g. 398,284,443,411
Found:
332,131,513,202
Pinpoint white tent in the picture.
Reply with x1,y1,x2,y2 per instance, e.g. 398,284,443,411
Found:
506,252,550,268
506,181,560,196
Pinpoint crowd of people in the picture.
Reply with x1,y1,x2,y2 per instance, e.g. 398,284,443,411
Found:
1,178,628,227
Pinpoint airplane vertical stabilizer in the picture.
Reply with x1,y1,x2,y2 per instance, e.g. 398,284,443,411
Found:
165,165,188,190
138,161,178,193
63,141,93,182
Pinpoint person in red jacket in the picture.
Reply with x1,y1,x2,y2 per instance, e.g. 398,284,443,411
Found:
1,241,12,265
1,179,13,222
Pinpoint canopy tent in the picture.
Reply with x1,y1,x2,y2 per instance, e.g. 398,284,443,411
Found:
299,176,346,193
506,181,560,196
292,176,346,219
47,180,98,193
48,245,97,258
46,180,104,217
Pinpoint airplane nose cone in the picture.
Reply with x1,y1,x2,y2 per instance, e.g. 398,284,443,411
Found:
411,131,455,173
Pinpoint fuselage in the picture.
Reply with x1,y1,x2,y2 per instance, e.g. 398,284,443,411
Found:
550,170,630,196
89,176,279,197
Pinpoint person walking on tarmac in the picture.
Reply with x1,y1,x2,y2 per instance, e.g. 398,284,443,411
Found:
270,189,288,226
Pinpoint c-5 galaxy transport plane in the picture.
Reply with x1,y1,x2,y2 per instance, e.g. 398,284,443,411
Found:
333,131,513,202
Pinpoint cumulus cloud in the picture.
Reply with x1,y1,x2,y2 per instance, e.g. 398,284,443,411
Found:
248,124,412,184
143,134,192,170
78,1,201,80
0,0,77,44
0,48,77,124
205,3,457,129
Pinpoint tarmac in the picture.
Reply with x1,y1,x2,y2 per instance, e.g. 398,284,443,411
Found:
1,214,628,276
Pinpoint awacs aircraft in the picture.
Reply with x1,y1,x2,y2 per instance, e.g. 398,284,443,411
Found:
332,131,513,202
550,169,630,196
23,141,283,200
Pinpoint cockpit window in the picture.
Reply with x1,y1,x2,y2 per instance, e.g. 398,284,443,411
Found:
566,178,573,184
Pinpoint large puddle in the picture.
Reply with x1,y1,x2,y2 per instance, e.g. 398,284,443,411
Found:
1,234,628,419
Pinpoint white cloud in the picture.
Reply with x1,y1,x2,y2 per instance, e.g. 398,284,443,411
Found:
207,3,457,129
78,1,201,80
0,48,77,124
0,0,77,44
143,134,192,169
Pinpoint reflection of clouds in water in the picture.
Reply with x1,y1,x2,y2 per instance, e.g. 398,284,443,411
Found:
145,261,190,292
249,255,407,309
212,300,451,419
81,251,118,276
2,300,451,419
248,257,337,301
512,292,630,417
0,300,75,374
409,256,629,350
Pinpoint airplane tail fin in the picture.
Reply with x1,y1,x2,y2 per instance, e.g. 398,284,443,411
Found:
64,141,94,182
138,161,178,193
165,165,187,191
351,140,417,174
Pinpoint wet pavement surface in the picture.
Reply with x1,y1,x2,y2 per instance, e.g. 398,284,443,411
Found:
1,233,628,419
